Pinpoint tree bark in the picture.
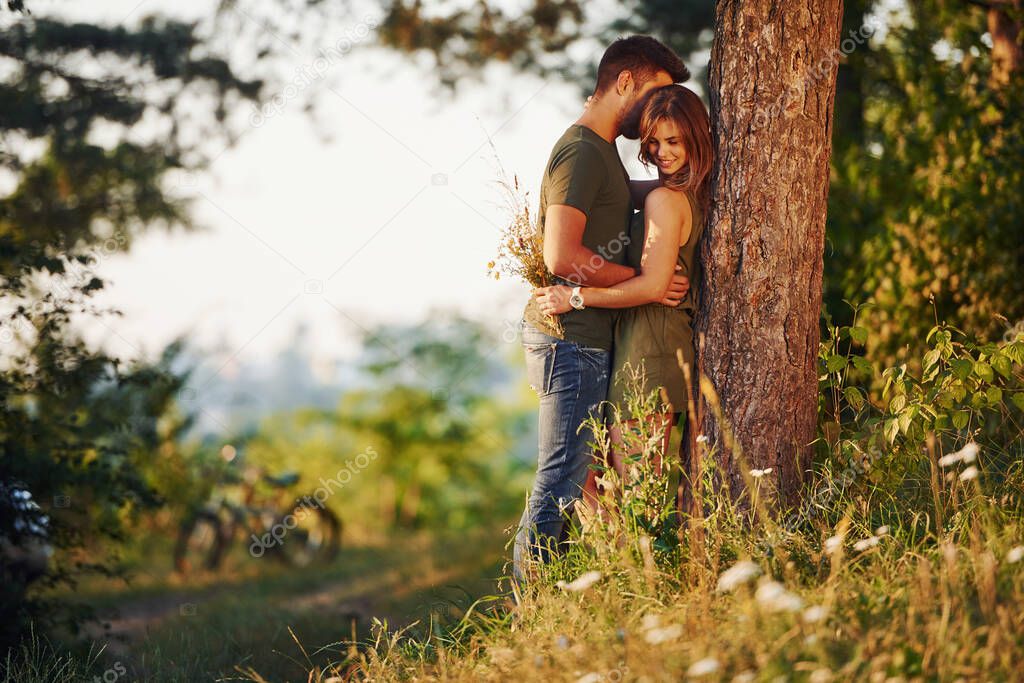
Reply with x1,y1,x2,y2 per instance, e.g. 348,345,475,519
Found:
696,1,843,509
986,1,1022,87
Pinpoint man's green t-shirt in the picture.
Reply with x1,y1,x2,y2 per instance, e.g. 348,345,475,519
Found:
522,125,633,350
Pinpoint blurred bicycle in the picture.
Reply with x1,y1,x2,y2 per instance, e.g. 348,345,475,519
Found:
173,459,341,574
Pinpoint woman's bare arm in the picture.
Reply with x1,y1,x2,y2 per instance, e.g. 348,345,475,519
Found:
535,189,693,312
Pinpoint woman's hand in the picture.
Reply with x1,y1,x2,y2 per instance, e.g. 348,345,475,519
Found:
535,285,573,315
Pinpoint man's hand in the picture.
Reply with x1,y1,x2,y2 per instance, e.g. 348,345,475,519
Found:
659,266,689,307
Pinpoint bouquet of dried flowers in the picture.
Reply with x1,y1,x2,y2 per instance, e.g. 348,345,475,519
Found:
486,156,563,335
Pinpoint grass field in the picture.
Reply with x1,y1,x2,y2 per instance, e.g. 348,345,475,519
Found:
7,525,513,682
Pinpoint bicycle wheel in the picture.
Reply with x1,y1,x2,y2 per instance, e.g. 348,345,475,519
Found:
173,510,227,574
273,501,341,567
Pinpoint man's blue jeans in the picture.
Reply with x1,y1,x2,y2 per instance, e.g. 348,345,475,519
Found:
513,320,611,584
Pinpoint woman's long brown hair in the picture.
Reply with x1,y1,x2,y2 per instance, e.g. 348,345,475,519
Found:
631,85,713,210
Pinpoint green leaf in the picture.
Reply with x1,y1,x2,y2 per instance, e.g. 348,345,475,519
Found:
850,326,868,345
923,347,941,372
844,386,865,410
986,387,1003,405
898,409,914,435
1004,341,1024,365
951,359,973,380
826,354,848,373
992,352,1012,379
884,418,900,444
973,361,994,383
852,355,873,374
1012,393,1024,412
889,394,907,413
952,410,969,430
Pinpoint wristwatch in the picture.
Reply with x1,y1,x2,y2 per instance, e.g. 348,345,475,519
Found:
569,286,585,311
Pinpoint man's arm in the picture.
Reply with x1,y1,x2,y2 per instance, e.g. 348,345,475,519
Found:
543,204,689,299
543,204,635,287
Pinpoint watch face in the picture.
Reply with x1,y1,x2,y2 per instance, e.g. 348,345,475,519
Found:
570,294,583,309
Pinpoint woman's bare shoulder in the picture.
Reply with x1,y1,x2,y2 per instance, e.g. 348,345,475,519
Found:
644,186,693,220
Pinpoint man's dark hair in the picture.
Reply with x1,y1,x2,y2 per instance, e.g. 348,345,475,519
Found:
594,35,689,95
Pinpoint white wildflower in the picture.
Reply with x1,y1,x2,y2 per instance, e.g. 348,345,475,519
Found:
853,535,881,551
959,466,979,481
576,674,602,683
750,467,773,478
644,623,683,645
1007,546,1024,563
802,605,828,624
875,525,889,537
716,560,762,592
940,441,980,467
755,579,804,612
488,647,516,666
641,613,661,630
954,442,980,464
557,570,602,592
687,657,720,677
696,434,708,444
731,672,756,683
824,534,844,555
809,668,833,682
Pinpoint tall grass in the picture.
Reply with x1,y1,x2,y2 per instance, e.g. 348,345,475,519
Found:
7,326,1022,681
333,327,1024,681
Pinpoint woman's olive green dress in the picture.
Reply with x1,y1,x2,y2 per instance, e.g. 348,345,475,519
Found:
606,189,703,415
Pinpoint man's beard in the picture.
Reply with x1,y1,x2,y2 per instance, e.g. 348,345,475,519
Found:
618,96,646,139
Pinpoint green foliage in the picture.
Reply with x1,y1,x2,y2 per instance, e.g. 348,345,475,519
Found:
0,332,191,646
827,0,1024,364
241,315,531,534
814,310,1023,539
0,6,266,647
579,363,684,559
344,324,1024,682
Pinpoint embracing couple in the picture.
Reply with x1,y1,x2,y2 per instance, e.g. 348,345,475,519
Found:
512,35,712,585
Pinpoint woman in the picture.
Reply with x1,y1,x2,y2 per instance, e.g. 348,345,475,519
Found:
535,84,713,504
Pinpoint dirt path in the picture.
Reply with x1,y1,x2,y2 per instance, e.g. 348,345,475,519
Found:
82,530,509,660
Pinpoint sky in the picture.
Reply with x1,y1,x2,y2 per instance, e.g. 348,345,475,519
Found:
7,0,674,386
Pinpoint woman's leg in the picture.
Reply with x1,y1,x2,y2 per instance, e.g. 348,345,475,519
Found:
580,444,616,523
607,412,675,487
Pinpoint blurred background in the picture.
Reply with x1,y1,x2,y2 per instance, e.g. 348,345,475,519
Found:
1,0,1021,679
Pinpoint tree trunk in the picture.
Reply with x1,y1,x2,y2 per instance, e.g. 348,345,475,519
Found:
987,1,1022,87
696,1,843,509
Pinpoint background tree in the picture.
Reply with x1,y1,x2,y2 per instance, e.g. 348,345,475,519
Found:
0,3,265,644
828,0,1024,367
329,315,524,529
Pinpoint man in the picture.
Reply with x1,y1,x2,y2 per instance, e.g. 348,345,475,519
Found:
513,35,690,585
